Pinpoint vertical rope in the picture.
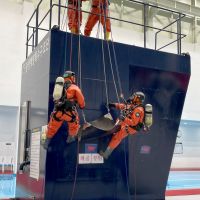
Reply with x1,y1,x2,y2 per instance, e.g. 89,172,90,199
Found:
101,30,110,112
99,1,110,113
77,0,87,123
110,32,123,98
124,140,131,200
106,1,134,199
61,1,68,30
69,1,82,199
106,41,120,103
69,32,73,70
64,15,68,73
96,21,101,39
70,140,80,200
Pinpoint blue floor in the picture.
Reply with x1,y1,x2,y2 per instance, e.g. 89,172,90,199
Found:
167,171,200,190
0,174,16,199
1,172,200,198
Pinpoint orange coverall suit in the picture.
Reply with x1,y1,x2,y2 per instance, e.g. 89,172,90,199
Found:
108,103,145,150
84,0,111,36
68,0,86,33
46,83,85,139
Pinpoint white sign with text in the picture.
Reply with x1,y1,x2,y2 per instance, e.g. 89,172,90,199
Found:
78,153,104,164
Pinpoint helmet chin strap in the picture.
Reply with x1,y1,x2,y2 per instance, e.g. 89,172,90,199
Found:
64,77,75,84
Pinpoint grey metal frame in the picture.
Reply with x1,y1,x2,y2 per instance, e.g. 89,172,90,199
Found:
25,0,186,58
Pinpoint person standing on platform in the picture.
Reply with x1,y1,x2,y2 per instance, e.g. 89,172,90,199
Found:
67,0,87,34
84,0,111,40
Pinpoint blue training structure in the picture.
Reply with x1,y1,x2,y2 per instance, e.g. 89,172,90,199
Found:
17,28,190,200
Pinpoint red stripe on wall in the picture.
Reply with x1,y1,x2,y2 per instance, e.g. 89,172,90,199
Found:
166,188,200,196
170,168,200,171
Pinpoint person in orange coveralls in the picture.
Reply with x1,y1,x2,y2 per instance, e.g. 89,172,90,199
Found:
68,0,87,34
44,71,85,149
100,92,145,159
84,0,111,40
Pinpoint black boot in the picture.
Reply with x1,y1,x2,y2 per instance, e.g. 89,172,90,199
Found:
66,135,76,143
43,138,51,150
100,147,113,159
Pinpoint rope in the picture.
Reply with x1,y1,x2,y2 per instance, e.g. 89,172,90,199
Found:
106,41,120,103
106,1,134,199
69,1,87,199
76,0,87,124
124,140,131,200
98,1,110,113
110,31,123,99
96,20,101,39
99,0,120,105
69,0,80,71
102,0,107,40
69,31,73,70
100,29,110,112
70,140,80,200
64,14,68,73
60,0,73,72
99,10,132,199
133,136,137,200
61,1,68,30
98,12,133,199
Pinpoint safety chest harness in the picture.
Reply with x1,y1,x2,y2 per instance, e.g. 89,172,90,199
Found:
68,0,82,7
122,104,145,132
53,82,78,123
92,3,108,8
122,103,153,131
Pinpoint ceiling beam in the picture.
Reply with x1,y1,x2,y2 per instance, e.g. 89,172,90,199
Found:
138,0,200,17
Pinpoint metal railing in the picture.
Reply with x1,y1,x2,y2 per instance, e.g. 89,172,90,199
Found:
25,0,186,58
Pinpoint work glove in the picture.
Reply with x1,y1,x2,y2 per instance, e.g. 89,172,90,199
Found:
99,147,113,159
119,114,125,121
70,114,76,123
54,100,65,109
66,135,76,143
108,103,116,108
43,138,51,150
126,99,132,104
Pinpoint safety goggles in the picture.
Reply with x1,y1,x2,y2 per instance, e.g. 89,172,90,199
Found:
63,72,75,78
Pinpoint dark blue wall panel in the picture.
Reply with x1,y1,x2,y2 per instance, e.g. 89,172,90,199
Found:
18,29,190,200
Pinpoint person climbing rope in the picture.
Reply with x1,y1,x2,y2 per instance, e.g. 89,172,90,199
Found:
84,0,111,40
100,91,146,159
43,70,85,149
67,0,87,34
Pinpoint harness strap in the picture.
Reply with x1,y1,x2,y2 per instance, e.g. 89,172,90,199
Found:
129,123,144,131
92,4,107,8
122,104,144,131
68,0,82,7
52,111,62,122
64,110,77,123
52,109,77,123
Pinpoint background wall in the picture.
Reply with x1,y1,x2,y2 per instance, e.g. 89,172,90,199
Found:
0,0,199,169
171,120,200,169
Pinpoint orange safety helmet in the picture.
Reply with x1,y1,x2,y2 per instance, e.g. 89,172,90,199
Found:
63,70,75,83
128,91,145,105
